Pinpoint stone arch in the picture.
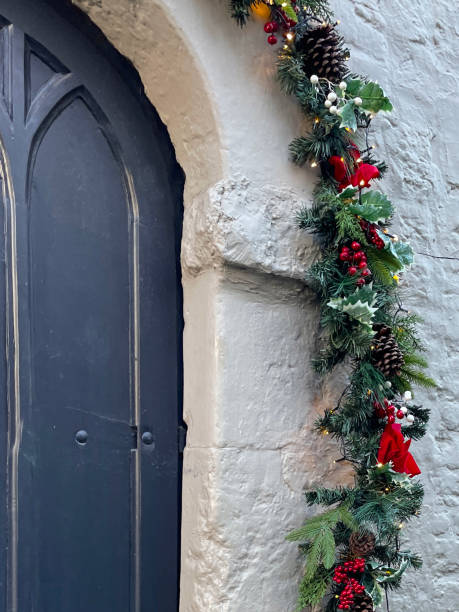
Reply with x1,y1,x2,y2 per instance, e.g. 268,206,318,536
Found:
70,0,224,200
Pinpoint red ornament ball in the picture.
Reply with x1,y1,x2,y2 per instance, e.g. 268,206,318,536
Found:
361,268,371,277
340,251,350,261
348,266,357,276
358,260,367,269
264,22,274,33
351,241,361,251
356,278,365,287
388,415,395,424
267,34,278,45
396,409,405,419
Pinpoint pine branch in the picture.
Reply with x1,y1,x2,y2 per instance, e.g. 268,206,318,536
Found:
399,366,436,389
228,0,255,26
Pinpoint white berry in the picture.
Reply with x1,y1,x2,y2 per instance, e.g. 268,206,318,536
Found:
329,105,338,114
385,381,392,388
339,81,347,90
327,91,337,102
406,414,415,424
310,74,319,84
403,391,412,401
401,406,408,414
354,96,363,106
324,100,332,108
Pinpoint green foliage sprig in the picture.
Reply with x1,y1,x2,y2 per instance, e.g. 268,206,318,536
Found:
226,1,433,610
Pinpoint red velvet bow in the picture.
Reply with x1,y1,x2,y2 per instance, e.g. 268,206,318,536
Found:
377,423,421,477
350,163,380,188
328,148,379,192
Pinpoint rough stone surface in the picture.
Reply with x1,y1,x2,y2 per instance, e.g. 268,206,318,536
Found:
182,177,318,280
72,0,458,610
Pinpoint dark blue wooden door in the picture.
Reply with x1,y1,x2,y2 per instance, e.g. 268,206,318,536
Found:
0,1,184,610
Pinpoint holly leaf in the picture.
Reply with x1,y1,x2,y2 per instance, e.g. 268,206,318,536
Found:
377,560,409,584
338,101,357,132
358,81,393,113
377,231,414,269
362,573,384,605
341,300,378,328
391,240,414,267
328,285,378,329
348,191,394,223
338,185,358,200
367,245,402,273
344,79,363,97
344,79,392,114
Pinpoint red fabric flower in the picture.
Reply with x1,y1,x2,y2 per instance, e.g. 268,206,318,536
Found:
377,423,421,477
350,163,380,188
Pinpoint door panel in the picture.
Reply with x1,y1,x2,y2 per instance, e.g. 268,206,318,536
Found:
29,93,131,423
0,1,183,610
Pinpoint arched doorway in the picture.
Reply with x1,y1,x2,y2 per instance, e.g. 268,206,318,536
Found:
0,0,184,610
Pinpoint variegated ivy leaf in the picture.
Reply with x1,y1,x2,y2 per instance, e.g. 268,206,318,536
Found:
349,191,394,223
377,230,414,270
338,101,357,132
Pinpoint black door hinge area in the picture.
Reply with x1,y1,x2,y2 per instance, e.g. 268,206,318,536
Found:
178,425,187,454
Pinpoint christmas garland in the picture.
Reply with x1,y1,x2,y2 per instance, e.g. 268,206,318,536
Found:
227,1,436,611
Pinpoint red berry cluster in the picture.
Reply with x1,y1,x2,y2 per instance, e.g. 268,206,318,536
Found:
339,241,371,287
263,3,297,46
359,220,385,249
264,21,279,45
374,398,408,424
333,559,366,610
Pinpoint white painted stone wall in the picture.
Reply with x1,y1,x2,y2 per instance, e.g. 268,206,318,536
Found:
73,0,459,610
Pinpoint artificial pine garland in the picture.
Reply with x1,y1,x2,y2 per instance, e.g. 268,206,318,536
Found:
227,1,436,610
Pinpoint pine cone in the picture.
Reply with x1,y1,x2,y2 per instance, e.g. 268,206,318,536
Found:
371,323,404,378
351,592,374,611
349,531,376,557
295,24,348,82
